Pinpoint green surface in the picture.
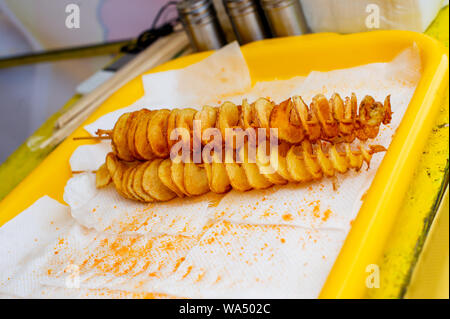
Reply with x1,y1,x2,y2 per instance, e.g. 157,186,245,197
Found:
369,6,449,299
0,95,81,201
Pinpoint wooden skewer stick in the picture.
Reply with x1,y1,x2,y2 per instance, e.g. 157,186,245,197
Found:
73,136,111,141
73,129,113,140
39,31,190,150
55,31,187,129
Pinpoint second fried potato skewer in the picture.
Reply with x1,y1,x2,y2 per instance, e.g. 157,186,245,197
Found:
96,93,392,162
96,140,386,203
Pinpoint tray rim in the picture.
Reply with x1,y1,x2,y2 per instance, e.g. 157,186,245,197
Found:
0,30,448,299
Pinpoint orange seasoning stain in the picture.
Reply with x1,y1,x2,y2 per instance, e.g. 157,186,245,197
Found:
174,257,185,271
282,213,293,222
360,190,368,201
195,272,205,282
182,266,193,279
322,209,332,222
309,200,321,219
280,238,286,244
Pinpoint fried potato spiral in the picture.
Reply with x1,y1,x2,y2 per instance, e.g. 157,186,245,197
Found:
96,141,386,203
97,93,392,162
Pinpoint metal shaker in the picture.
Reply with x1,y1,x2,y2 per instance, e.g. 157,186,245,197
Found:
223,0,269,44
177,0,227,51
260,0,308,37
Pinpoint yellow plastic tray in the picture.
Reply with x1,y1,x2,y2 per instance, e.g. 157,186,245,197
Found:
0,31,448,298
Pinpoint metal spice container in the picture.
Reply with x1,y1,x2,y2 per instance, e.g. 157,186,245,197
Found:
223,0,270,44
177,0,227,51
260,0,308,37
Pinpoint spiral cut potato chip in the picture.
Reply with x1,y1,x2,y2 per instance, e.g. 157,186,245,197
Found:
96,93,392,162
97,140,386,203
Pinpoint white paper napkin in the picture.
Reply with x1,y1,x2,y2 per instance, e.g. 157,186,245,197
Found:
0,196,73,298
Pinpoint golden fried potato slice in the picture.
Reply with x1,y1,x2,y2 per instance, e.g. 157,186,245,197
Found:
286,145,314,183
337,95,356,136
132,162,155,202
240,99,255,129
239,144,272,189
256,143,287,185
167,109,180,149
225,163,252,191
358,95,384,138
158,159,185,198
300,141,323,180
194,105,217,145
105,152,118,176
344,144,363,171
126,166,146,201
330,93,344,122
171,160,190,196
328,145,349,174
175,108,197,150
106,153,125,196
126,111,142,160
254,98,273,129
311,94,339,138
113,113,134,161
204,152,231,193
217,101,240,138
358,96,384,140
292,95,321,141
121,165,137,200
96,163,112,188
316,143,335,177
269,142,295,182
269,98,304,144
112,161,128,198
134,110,156,160
148,109,170,157
184,162,210,196
176,108,196,132
112,168,126,198
142,159,176,201
383,95,392,124
224,149,252,191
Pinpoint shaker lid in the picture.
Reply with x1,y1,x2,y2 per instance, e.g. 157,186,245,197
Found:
176,0,216,25
223,0,257,15
260,0,295,9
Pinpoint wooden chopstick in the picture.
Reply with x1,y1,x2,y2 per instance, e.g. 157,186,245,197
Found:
40,31,190,149
55,31,187,129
